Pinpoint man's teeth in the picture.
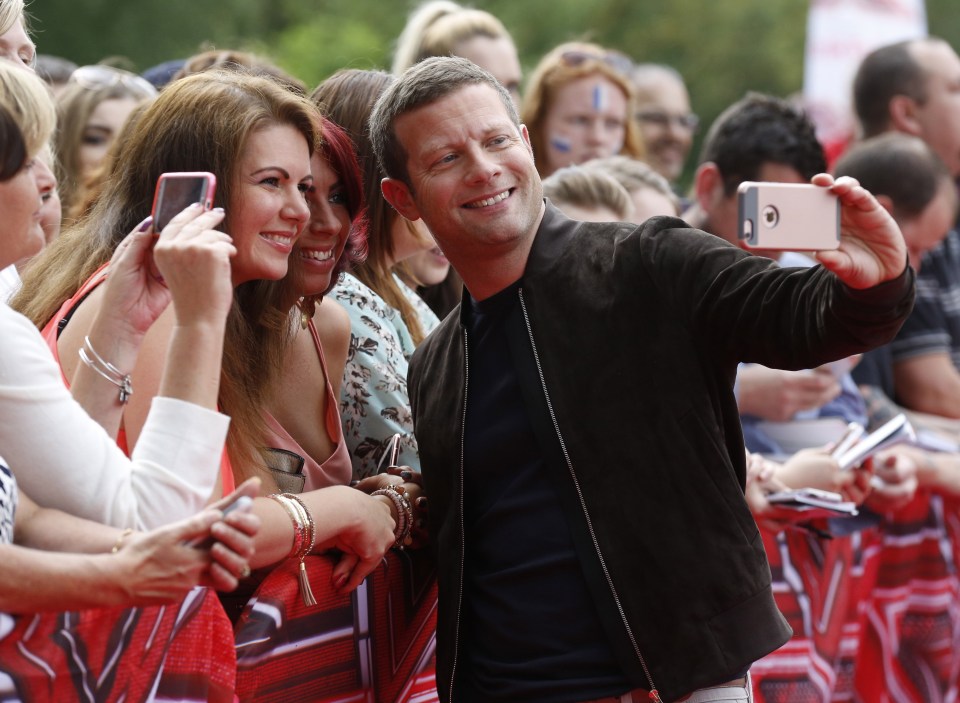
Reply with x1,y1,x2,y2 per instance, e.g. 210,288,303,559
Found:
301,249,333,261
467,190,509,208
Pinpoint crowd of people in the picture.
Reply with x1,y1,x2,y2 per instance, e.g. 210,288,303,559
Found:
2,0,960,701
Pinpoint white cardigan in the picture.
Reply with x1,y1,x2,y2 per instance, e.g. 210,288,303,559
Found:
0,303,229,530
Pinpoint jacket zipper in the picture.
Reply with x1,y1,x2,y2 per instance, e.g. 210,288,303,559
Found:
449,329,469,703
517,289,663,703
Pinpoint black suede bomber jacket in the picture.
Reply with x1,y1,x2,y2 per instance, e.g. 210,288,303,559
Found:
407,203,915,703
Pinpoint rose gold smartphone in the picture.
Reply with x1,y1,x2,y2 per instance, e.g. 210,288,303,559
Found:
151,171,217,232
377,434,402,474
738,182,840,251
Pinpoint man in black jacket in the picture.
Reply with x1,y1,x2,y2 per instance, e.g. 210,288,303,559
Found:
372,56,914,703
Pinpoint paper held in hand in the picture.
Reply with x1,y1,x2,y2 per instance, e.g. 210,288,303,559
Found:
831,414,916,471
765,487,858,517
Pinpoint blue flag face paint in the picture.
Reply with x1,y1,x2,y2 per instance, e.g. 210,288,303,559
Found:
592,83,608,112
550,134,573,153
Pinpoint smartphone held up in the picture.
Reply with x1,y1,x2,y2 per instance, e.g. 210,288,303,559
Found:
151,172,217,232
738,182,840,251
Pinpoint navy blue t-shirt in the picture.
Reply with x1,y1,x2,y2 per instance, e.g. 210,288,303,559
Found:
457,281,630,702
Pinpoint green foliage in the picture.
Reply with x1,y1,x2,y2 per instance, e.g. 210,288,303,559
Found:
266,15,391,89
28,0,269,70
24,0,960,186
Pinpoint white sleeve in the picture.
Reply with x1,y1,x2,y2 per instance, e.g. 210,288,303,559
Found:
0,304,228,530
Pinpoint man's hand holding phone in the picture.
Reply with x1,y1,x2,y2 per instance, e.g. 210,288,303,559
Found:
737,174,908,290
809,173,909,290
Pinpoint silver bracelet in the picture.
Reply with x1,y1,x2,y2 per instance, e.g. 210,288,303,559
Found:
78,336,133,404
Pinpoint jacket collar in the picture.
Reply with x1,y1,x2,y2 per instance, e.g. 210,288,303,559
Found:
456,200,578,328
525,200,579,280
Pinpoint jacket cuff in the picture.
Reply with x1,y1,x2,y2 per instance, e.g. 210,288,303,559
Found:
837,261,914,310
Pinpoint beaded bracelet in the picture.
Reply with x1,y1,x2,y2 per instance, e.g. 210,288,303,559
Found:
78,336,133,404
372,485,413,549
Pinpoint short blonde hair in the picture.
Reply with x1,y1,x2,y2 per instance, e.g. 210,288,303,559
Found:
392,0,511,74
521,42,644,177
0,58,55,159
583,155,679,213
543,164,634,221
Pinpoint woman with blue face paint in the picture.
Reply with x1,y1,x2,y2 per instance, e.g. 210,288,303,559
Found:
522,41,645,178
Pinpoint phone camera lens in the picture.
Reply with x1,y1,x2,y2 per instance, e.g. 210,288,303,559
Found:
761,205,779,228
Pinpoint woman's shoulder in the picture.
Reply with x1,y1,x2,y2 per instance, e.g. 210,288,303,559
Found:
0,302,47,347
313,298,350,356
331,273,396,317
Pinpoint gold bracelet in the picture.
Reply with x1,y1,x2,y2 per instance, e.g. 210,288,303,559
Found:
267,494,305,558
281,493,316,560
267,493,317,607
111,528,133,554
280,493,317,606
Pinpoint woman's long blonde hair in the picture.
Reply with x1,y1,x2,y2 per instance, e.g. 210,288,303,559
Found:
13,70,319,483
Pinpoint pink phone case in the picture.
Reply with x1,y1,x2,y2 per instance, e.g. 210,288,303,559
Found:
738,182,840,251
150,171,217,231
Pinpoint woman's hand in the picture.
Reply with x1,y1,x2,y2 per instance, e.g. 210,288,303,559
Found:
94,205,232,345
200,477,262,592
153,205,235,329
865,449,920,513
774,447,843,491
355,467,429,549
311,485,397,595
745,452,793,533
109,510,221,605
96,216,172,343
108,478,261,603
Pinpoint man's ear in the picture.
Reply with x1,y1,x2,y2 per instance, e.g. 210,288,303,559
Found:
521,123,532,153
889,95,923,136
381,177,422,222
693,162,724,213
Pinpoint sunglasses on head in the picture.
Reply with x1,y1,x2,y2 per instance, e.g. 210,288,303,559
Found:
559,49,635,76
69,65,158,98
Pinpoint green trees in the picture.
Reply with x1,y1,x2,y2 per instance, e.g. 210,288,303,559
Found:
28,0,959,189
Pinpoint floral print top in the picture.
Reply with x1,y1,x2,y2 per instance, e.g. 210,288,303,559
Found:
332,273,440,479
0,460,16,545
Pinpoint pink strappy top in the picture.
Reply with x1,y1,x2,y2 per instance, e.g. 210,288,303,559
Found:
40,263,236,494
263,319,352,490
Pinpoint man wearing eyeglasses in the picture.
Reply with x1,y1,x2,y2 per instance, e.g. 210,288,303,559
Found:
374,56,914,703
630,63,698,186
